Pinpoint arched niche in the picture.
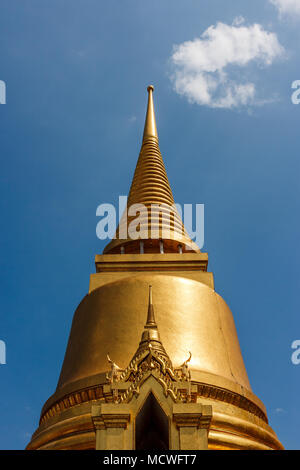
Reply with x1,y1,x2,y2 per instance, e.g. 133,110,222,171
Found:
135,392,169,449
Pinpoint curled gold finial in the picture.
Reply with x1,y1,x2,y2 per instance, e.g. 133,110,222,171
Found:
106,354,122,383
147,85,154,92
179,351,192,381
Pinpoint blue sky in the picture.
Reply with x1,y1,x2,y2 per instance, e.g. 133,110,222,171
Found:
0,0,299,449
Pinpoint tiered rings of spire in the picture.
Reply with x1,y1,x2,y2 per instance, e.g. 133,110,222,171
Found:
104,86,200,255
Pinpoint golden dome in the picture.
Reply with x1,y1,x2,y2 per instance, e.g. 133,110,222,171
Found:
28,274,283,450
56,275,251,392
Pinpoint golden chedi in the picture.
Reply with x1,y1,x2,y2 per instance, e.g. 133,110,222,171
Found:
27,86,283,450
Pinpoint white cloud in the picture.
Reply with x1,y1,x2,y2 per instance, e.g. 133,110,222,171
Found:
128,115,137,123
274,408,286,413
170,19,284,109
270,0,300,16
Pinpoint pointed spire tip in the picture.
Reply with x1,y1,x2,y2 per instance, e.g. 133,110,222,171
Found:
149,285,153,304
146,285,156,327
143,84,158,141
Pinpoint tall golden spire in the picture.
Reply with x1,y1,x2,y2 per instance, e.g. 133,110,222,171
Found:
146,284,156,326
133,286,170,361
104,86,199,254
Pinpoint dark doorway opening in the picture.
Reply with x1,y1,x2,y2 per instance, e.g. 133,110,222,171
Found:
135,392,169,450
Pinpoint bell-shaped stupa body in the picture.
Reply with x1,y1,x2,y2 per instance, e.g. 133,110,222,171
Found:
27,87,283,450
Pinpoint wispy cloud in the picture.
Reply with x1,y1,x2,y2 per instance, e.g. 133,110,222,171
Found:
274,407,286,413
169,18,285,110
128,115,137,123
270,0,300,17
